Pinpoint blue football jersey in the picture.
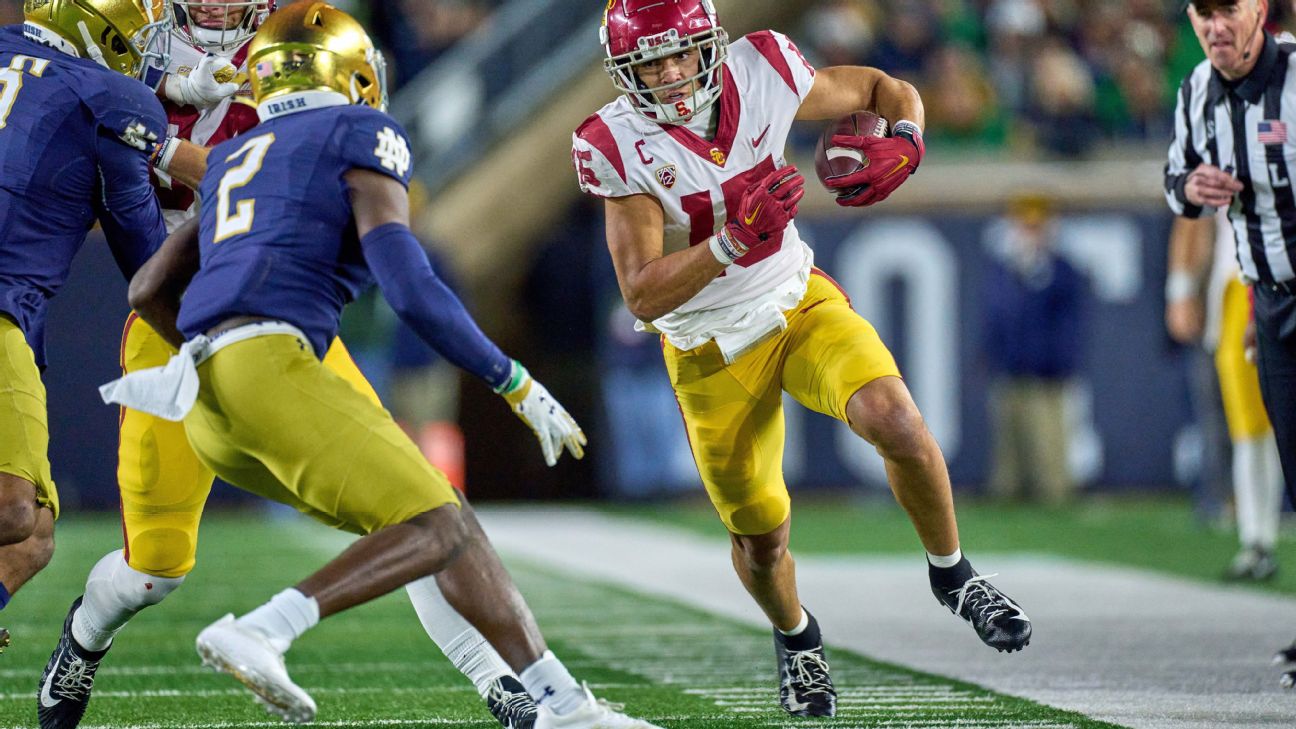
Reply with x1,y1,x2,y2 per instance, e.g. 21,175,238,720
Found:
179,102,415,357
0,25,168,366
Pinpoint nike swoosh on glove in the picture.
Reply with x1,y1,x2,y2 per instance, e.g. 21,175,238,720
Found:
823,130,924,207
714,165,806,263
499,363,587,466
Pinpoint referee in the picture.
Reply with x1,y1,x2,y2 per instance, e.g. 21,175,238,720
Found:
1165,0,1296,687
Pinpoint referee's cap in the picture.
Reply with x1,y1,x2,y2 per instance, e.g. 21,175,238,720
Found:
1182,0,1245,11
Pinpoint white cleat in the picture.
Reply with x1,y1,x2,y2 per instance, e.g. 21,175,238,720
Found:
535,684,663,729
195,614,316,724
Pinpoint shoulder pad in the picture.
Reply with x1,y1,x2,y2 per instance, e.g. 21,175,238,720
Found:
84,72,168,150
340,106,414,186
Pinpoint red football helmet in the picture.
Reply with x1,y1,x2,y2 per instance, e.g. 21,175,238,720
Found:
601,0,729,124
173,0,274,52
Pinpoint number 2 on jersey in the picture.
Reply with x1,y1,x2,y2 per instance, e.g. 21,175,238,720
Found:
215,133,276,243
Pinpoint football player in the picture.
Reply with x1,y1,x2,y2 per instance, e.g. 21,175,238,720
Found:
101,3,654,728
0,0,170,655
1166,212,1285,583
572,0,1032,717
38,2,540,728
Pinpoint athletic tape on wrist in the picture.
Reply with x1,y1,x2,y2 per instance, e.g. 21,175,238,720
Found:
1165,270,1200,303
710,228,748,264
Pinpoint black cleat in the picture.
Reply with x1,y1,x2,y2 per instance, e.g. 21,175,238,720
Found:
773,612,836,717
485,675,537,729
1223,547,1279,582
1273,639,1296,665
0,627,9,654
932,567,1032,653
38,597,110,729
1283,669,1296,689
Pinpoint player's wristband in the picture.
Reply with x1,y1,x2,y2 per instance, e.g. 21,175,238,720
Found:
1166,270,1200,303
150,136,181,174
493,359,529,396
892,120,924,167
710,227,749,265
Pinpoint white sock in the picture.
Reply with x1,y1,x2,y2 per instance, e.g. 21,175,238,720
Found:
1258,432,1285,550
405,576,514,697
238,588,319,654
1235,436,1267,548
776,608,809,637
519,650,586,715
926,547,963,568
72,550,184,652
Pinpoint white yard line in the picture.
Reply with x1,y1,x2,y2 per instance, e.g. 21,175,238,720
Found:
476,507,1296,729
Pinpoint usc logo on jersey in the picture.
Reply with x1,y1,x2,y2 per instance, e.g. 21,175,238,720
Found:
709,147,726,166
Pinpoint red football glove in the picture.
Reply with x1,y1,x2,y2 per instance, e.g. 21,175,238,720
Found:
824,129,924,207
713,166,805,262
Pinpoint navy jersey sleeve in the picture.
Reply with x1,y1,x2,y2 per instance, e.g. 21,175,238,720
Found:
88,75,169,278
337,107,414,187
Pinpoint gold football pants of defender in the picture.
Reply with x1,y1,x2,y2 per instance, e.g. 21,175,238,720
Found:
663,270,901,535
1216,278,1271,439
117,314,383,578
0,316,58,518
182,333,459,534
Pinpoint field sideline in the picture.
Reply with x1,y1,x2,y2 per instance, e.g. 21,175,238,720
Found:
1,497,1290,728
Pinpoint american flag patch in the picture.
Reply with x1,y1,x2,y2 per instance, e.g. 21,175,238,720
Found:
255,61,274,78
1258,119,1289,145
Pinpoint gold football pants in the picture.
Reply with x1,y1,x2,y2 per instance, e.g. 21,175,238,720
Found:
117,314,386,577
0,316,57,518
662,270,901,535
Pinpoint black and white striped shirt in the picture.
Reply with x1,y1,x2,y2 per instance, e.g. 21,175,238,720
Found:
1166,34,1296,285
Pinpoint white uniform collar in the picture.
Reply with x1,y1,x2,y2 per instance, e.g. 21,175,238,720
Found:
257,90,350,122
22,23,81,58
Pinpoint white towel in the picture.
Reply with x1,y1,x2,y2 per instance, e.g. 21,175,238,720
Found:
99,336,210,421
99,320,311,421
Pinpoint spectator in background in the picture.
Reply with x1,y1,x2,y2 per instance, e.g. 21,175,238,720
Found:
922,44,1008,149
866,1,939,78
1027,40,1099,157
801,0,876,68
374,0,494,88
982,194,1087,506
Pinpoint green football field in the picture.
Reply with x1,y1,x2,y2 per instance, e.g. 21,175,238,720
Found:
0,495,1274,728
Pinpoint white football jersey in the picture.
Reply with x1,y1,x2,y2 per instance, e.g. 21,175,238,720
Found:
156,35,258,231
573,30,818,355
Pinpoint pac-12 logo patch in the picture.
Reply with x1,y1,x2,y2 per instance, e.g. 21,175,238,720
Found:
655,164,677,189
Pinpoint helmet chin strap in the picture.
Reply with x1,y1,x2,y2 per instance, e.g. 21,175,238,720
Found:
76,20,110,69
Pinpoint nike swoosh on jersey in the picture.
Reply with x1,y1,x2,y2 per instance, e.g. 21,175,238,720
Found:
751,125,771,148
744,203,764,225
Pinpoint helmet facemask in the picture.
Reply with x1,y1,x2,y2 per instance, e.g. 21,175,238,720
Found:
603,24,728,124
173,0,269,53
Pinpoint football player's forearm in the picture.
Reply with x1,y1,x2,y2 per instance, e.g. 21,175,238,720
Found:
163,140,210,190
1168,216,1214,277
621,244,727,322
872,74,924,130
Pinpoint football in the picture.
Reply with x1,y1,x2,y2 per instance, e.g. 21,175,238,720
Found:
813,110,889,192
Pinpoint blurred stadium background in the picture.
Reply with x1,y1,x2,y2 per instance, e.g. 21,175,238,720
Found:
5,1,1296,727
